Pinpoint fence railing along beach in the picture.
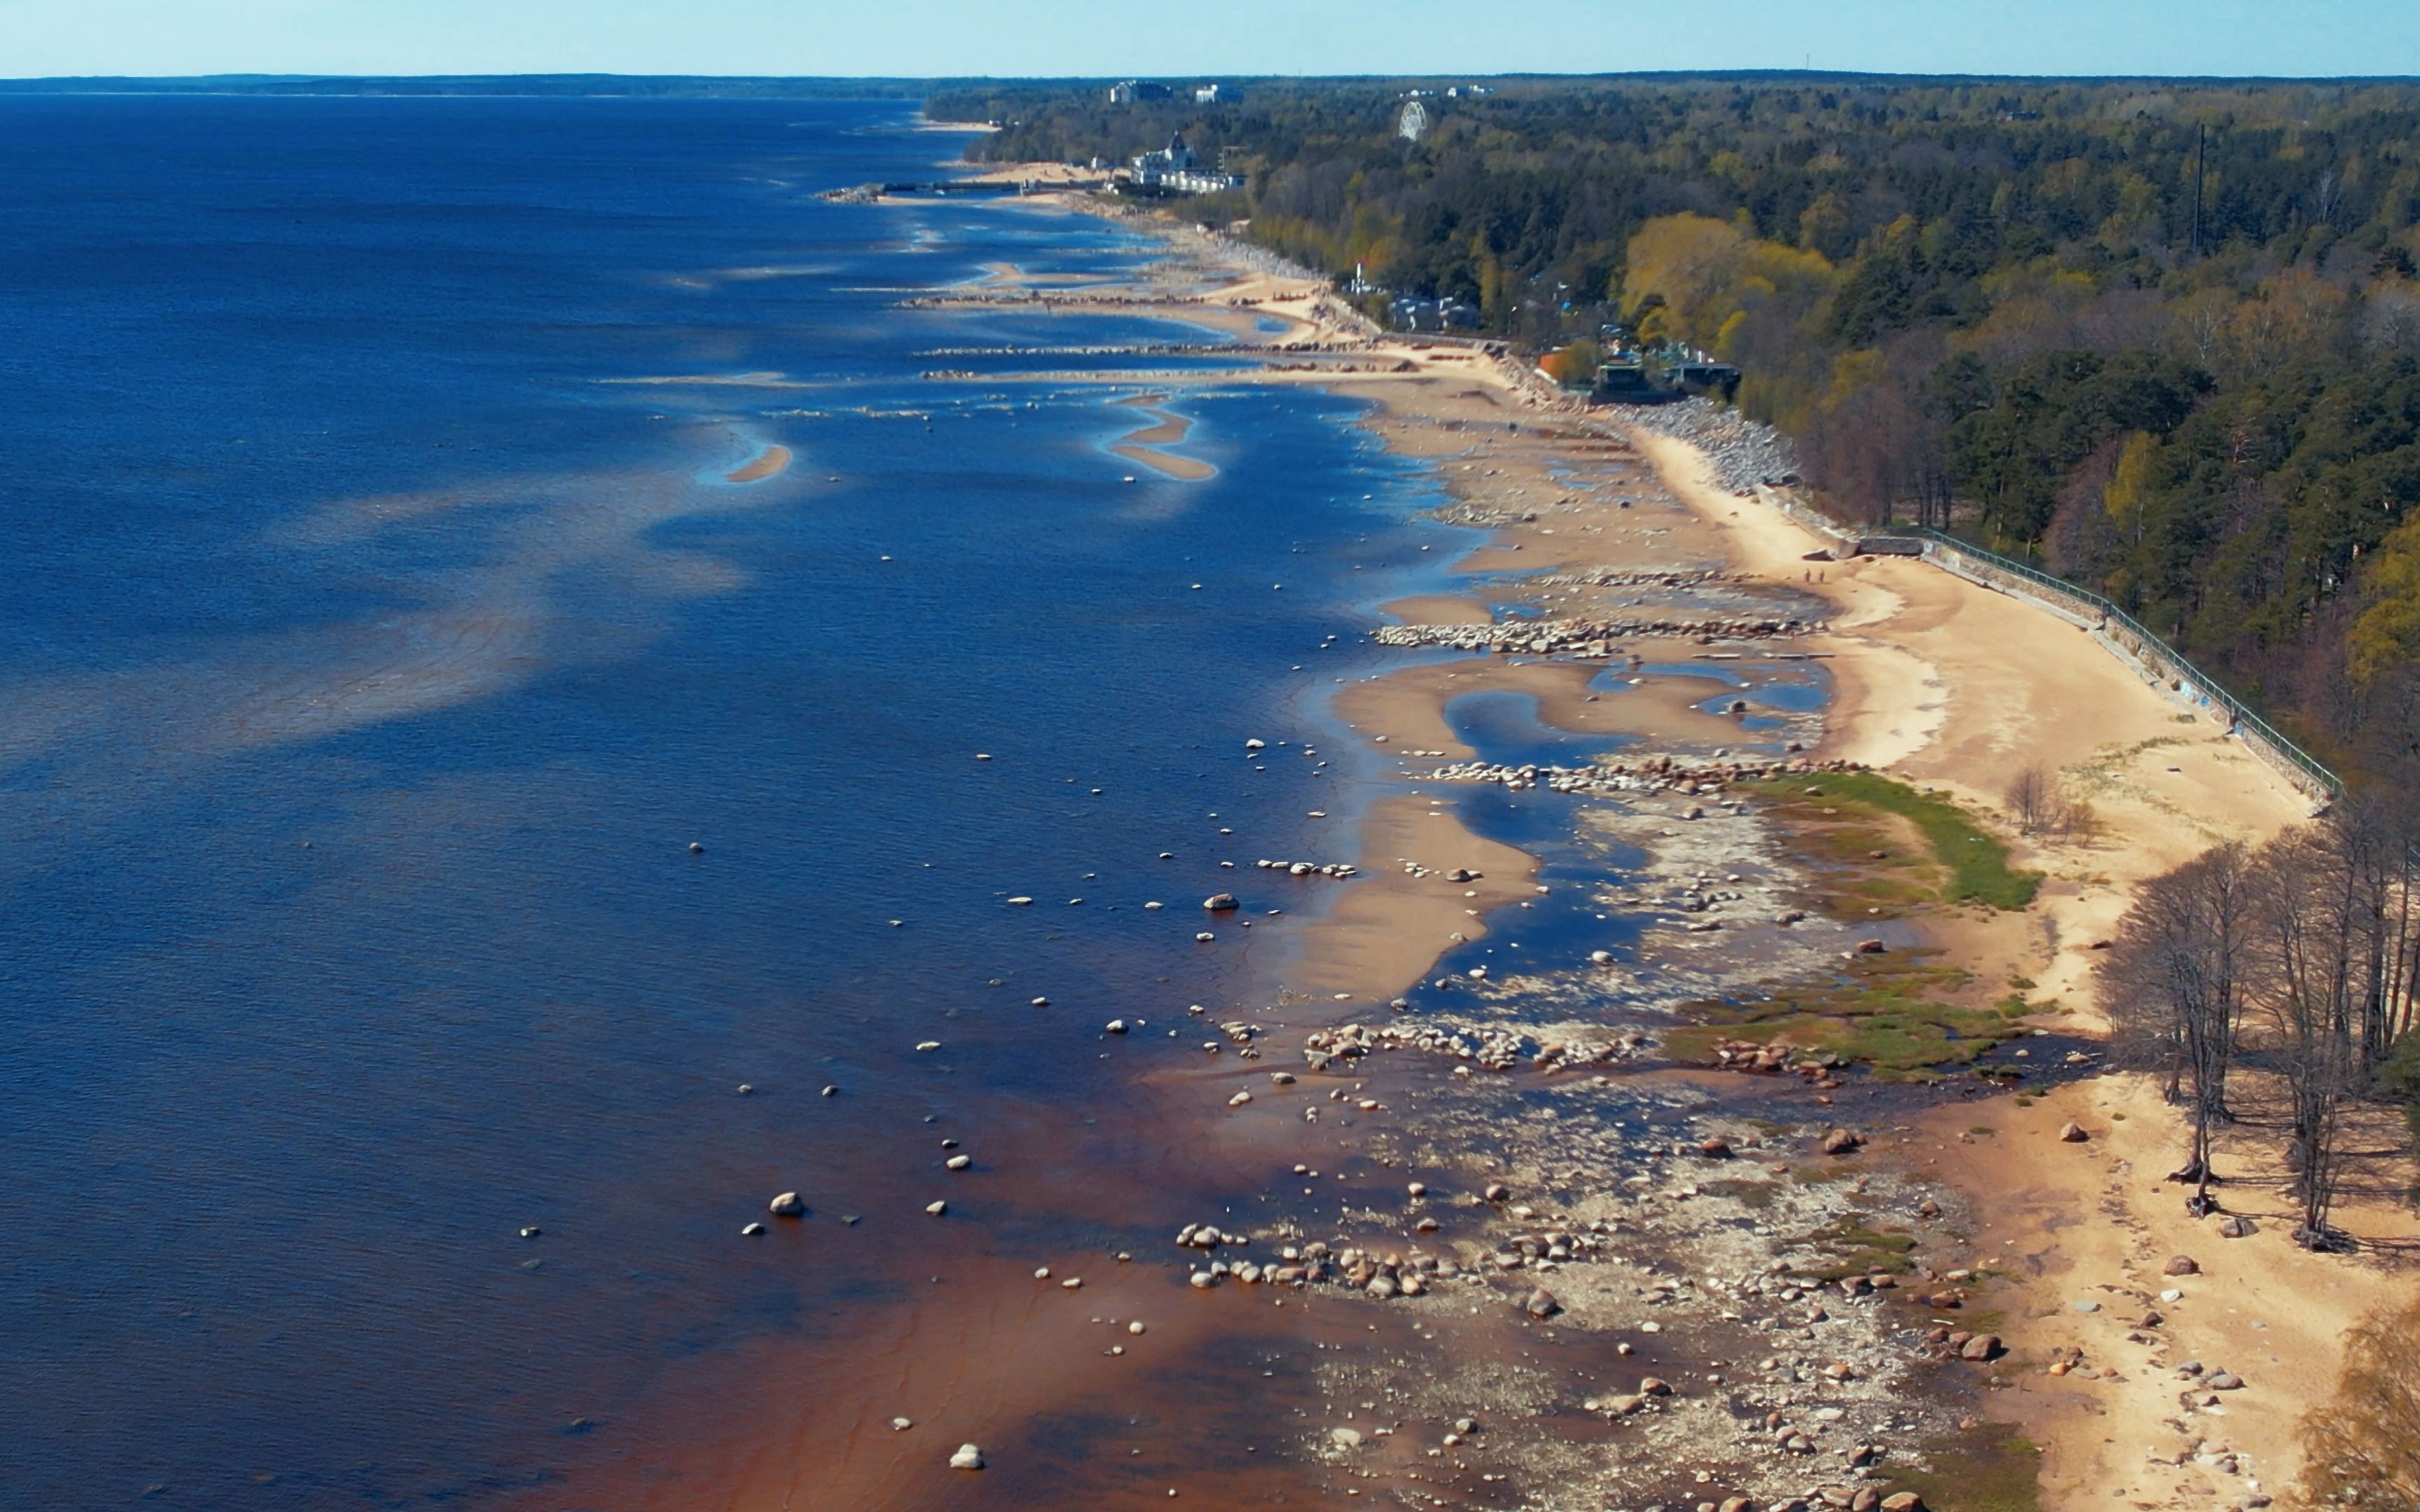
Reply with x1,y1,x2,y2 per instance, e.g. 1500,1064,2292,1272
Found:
1743,484,2343,804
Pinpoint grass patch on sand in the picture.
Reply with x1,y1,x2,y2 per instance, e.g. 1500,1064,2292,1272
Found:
1668,950,2034,1081
1700,1177,1779,1209
1889,1422,2044,1512
1743,771,2039,911
1797,1211,1918,1280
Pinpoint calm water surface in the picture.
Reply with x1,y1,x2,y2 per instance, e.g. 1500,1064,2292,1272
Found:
0,97,1454,1508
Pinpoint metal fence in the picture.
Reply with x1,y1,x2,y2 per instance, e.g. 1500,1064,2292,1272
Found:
1903,527,2343,799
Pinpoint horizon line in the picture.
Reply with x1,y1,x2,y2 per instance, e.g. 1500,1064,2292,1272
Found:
7,69,2420,88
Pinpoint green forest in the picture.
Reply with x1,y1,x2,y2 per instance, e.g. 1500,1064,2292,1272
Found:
929,76,2420,781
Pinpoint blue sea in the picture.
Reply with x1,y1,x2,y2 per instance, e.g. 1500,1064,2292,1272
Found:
0,94,1520,1508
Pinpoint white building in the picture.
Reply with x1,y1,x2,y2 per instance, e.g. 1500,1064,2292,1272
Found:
1131,133,1241,193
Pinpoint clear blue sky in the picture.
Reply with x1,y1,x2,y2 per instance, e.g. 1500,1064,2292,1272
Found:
2,0,2414,80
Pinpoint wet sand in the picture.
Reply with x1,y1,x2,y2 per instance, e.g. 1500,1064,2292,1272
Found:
1279,792,1538,1002
725,443,793,483
1330,657,1753,762
1108,395,1216,480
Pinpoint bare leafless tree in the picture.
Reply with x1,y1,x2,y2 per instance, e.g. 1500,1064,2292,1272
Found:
2251,826,2364,1249
2005,765,2052,836
2106,841,2251,1212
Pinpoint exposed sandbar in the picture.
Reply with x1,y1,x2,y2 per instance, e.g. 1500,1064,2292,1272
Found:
724,444,792,484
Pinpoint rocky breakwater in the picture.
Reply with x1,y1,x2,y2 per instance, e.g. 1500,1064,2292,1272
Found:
1255,858,1358,878
1301,1018,1653,1077
1604,396,1800,494
1169,1212,1625,1306
1526,568,1741,589
1375,615,1819,655
1420,754,1864,799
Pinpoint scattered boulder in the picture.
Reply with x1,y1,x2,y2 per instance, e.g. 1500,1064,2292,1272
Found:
2059,1122,2089,1143
1881,1496,1927,1512
949,1443,985,1471
2207,1371,2245,1390
1639,1376,1672,1396
2164,1254,2200,1275
1960,1334,2002,1361
1820,1127,1864,1155
768,1191,805,1217
2217,1214,2258,1238
1204,892,1240,911
1524,1288,1561,1318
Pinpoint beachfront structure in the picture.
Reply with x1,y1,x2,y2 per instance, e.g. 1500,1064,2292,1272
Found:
1389,293,1477,331
1130,132,1242,194
1136,131,1198,173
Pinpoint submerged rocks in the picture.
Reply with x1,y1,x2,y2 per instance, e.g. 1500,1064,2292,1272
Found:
1820,1127,1865,1155
1256,857,1357,878
768,1191,805,1217
1204,892,1240,911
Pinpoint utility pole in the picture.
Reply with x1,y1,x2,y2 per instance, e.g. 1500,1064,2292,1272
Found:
2191,122,2206,258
